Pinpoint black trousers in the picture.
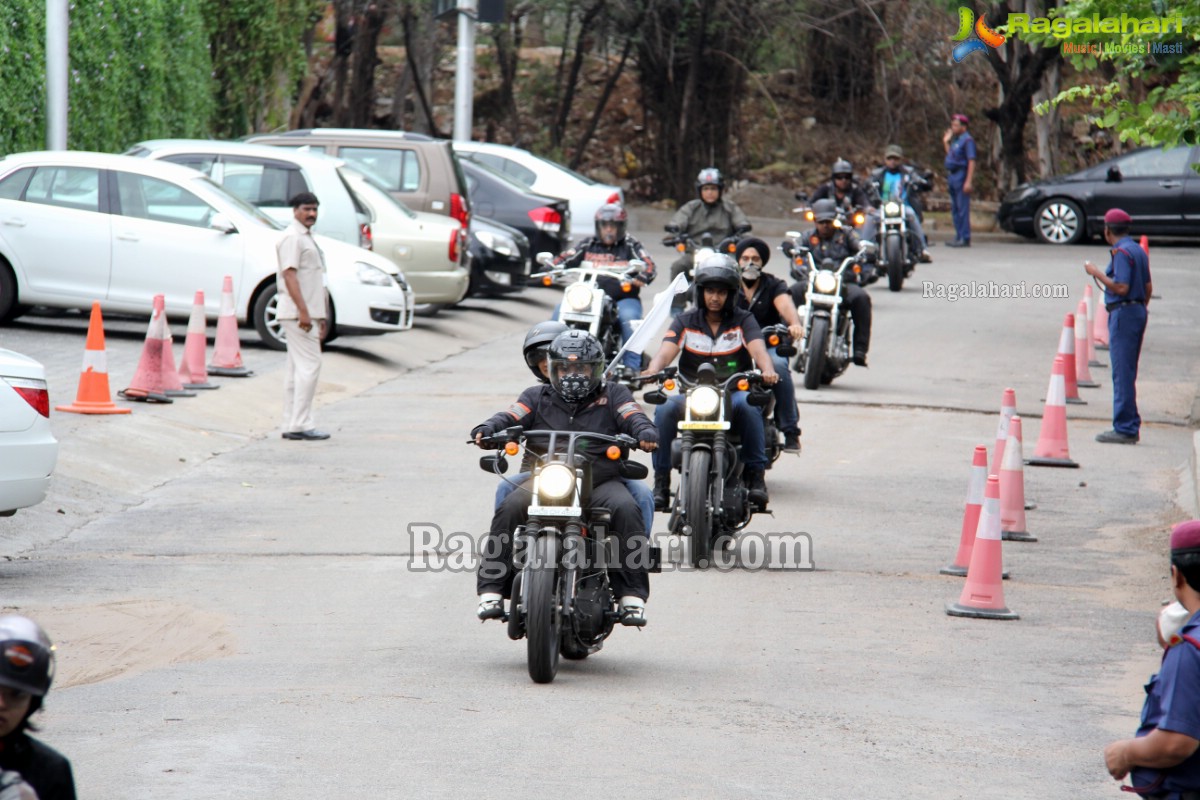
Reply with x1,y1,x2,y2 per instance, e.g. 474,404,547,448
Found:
789,281,872,355
477,479,651,601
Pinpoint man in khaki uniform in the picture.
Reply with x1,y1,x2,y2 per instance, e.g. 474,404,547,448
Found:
277,192,330,441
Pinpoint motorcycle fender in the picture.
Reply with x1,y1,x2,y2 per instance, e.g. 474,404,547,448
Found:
674,439,711,471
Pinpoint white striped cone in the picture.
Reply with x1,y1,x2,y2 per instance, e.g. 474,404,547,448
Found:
941,445,1007,579
154,296,194,398
1000,416,1036,542
121,295,176,403
1027,354,1078,468
179,291,219,390
208,275,253,377
1074,300,1100,388
1056,313,1085,404
1084,284,1106,367
990,388,1016,477
947,476,1019,620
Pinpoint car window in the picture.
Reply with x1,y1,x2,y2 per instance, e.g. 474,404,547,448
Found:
346,171,417,220
1115,147,1191,178
115,171,216,228
497,158,537,187
220,159,308,208
161,154,218,177
0,167,35,200
193,175,282,229
24,166,101,212
339,147,422,193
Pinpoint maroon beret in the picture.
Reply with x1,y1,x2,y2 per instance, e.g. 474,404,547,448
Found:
952,114,970,125
1171,520,1200,554
1104,208,1132,225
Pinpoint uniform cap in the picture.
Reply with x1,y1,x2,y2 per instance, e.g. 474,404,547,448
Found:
951,113,970,125
1171,520,1200,554
884,144,904,158
1104,208,1132,225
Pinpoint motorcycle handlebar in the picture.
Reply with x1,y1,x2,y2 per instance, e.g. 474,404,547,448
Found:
472,427,639,455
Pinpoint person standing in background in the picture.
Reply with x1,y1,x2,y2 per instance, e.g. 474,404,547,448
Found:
943,113,976,248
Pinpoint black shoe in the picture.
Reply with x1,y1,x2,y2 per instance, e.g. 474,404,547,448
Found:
852,351,868,367
783,432,801,453
1095,429,1139,444
282,429,331,440
745,468,768,508
945,239,971,248
653,471,672,511
919,251,933,263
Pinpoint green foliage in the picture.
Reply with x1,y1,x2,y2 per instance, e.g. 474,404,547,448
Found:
0,0,48,154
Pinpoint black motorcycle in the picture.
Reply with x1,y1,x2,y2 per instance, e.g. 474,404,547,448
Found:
868,172,931,292
476,427,658,684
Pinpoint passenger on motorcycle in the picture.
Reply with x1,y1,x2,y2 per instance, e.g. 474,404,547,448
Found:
643,255,779,511
493,321,656,534
810,158,873,223
733,238,803,453
667,168,752,314
790,199,874,368
866,144,932,263
550,203,656,370
473,330,658,627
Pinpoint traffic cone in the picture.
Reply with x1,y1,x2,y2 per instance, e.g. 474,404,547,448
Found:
1026,354,1079,468
1084,284,1106,367
1000,416,1036,542
990,388,1016,477
178,291,219,390
946,476,1019,620
119,295,195,402
1074,300,1100,388
208,276,253,377
1093,291,1110,350
941,446,987,577
1055,312,1085,404
55,302,132,415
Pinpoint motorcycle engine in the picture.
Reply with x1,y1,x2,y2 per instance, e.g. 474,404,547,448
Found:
572,571,612,641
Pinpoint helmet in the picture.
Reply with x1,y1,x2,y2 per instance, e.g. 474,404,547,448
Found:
0,615,55,698
594,203,627,245
547,329,605,404
832,158,853,179
692,253,740,314
695,167,724,200
523,320,569,383
812,198,839,223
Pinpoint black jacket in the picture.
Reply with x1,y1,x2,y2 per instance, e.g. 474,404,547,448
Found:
0,733,76,800
472,383,656,486
810,180,872,212
552,235,657,301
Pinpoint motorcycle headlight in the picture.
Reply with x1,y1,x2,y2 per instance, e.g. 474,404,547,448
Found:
475,230,516,257
687,386,721,418
813,270,838,294
883,201,901,217
537,464,576,502
355,262,395,287
564,283,594,311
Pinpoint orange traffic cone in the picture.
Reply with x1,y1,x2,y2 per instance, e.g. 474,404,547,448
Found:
990,388,1016,477
208,276,253,377
946,475,1019,620
1074,300,1100,388
1084,285,1106,368
55,303,132,415
178,291,219,390
1000,416,1036,542
1055,312,1085,404
1027,354,1079,468
1093,290,1110,350
119,295,195,403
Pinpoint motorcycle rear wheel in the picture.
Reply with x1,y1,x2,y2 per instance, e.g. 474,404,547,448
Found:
526,535,561,684
803,317,829,391
686,450,714,569
886,234,904,292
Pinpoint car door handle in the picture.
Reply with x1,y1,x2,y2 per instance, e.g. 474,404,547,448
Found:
1,218,26,227
115,232,140,241
1159,180,1182,189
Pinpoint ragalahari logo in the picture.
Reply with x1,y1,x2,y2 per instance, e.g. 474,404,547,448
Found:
952,6,1006,62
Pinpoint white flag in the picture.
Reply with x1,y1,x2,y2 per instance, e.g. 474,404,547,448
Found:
605,271,691,376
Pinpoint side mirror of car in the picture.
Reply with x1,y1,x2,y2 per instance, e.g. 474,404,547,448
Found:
1107,166,1123,183
209,214,237,234
480,454,508,474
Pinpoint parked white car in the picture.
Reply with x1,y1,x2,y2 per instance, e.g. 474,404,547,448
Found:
0,349,57,517
340,170,469,306
450,141,622,240
0,151,413,350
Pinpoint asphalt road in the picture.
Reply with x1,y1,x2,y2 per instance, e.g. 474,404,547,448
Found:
2,230,1199,799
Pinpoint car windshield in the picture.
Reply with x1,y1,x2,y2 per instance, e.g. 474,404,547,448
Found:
193,175,282,229
468,158,541,192
345,169,417,220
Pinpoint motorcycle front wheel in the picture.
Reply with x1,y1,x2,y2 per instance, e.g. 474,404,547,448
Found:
526,535,561,684
803,317,830,391
886,233,904,292
686,450,714,569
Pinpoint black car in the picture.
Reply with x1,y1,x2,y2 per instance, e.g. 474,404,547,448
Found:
466,216,531,297
460,158,571,256
998,145,1200,244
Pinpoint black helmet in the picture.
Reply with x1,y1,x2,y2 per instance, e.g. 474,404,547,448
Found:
692,253,740,314
832,158,853,179
594,203,627,245
0,615,55,698
523,320,569,383
695,167,724,200
812,198,839,223
547,329,605,403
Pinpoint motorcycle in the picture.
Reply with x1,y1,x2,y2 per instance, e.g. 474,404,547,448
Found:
662,224,751,313
532,253,647,365
476,427,660,684
793,191,868,231
868,172,930,293
640,363,773,569
783,235,875,391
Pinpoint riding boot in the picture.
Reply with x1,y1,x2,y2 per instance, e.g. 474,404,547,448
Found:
653,471,672,512
745,467,769,509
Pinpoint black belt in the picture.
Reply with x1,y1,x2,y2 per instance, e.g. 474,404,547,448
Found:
1106,299,1146,312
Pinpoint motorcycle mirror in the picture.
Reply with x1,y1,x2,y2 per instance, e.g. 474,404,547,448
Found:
618,460,649,480
480,454,509,474
536,252,554,266
643,389,667,405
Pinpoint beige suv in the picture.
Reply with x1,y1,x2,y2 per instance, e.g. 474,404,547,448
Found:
245,129,471,229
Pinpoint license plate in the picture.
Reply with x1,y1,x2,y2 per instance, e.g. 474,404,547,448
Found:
528,505,581,517
678,421,730,431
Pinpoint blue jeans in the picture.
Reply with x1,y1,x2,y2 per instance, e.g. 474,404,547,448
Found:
495,473,655,533
948,170,971,242
1108,304,1147,436
652,391,767,474
768,346,799,435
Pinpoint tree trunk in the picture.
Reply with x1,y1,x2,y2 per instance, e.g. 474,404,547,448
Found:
1033,59,1060,179
551,1,605,151
347,1,389,128
570,34,634,171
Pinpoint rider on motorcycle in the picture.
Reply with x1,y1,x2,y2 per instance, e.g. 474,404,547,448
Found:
667,168,752,314
472,330,658,627
866,144,932,263
643,254,779,511
810,158,873,223
550,204,656,370
734,237,804,454
790,199,874,368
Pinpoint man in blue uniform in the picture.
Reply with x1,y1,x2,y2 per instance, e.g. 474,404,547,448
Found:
1085,208,1152,444
1105,519,1200,798
942,113,976,248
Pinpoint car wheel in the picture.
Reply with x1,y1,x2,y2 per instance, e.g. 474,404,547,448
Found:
1035,199,1085,244
251,287,288,351
0,263,18,322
